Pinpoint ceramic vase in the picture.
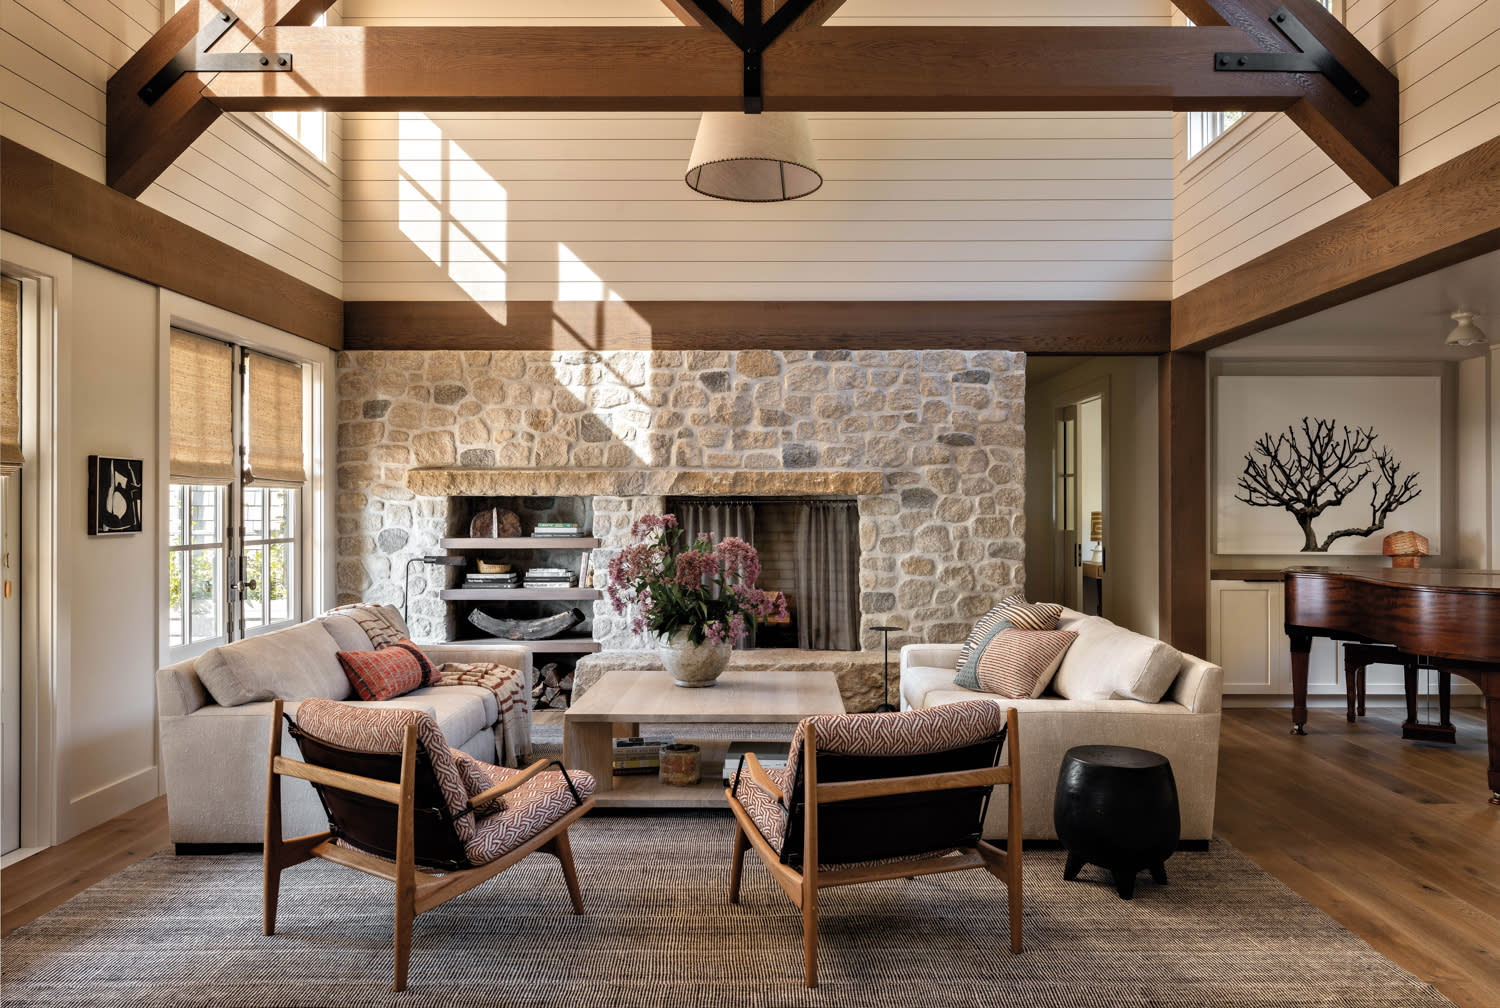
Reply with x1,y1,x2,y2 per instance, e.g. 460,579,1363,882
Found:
659,630,732,687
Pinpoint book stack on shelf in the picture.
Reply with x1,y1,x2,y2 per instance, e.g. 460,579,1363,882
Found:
722,741,793,786
523,566,576,588
533,521,583,538
611,736,673,775
464,571,518,589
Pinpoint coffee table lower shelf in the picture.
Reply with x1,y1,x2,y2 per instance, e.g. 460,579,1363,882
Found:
591,739,756,809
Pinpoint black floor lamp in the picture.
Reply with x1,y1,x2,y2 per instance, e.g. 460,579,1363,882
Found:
873,624,903,713
402,554,467,625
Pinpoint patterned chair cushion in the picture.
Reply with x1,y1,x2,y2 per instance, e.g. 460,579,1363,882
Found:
337,647,424,702
463,766,597,865
733,766,793,853
295,697,478,841
975,628,1077,698
780,701,1008,812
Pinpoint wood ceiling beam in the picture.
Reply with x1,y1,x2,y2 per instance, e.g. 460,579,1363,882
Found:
342,299,1170,354
205,26,1305,113
1172,0,1397,196
1171,134,1500,352
106,0,338,197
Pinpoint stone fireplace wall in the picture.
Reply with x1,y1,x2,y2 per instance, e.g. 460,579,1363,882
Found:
335,349,1027,647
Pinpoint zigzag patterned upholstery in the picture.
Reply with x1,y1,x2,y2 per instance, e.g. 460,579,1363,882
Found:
297,697,480,840
780,701,1008,810
461,762,597,864
294,697,595,864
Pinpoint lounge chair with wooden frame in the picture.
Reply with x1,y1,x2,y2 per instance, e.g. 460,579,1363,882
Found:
726,700,1022,988
263,697,595,991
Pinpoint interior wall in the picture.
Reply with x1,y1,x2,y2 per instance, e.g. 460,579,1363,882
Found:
1,229,337,845
1171,0,1500,296
0,0,344,297
1024,356,1160,637
338,0,1174,303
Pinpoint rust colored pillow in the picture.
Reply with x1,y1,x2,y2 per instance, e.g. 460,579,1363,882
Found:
337,646,424,701
385,638,441,687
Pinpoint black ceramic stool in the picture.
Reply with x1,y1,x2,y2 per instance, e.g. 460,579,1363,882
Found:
1053,744,1180,899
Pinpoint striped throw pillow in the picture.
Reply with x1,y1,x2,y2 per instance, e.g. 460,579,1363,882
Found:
975,628,1078,699
385,638,441,686
998,601,1063,631
337,646,424,701
955,594,1028,673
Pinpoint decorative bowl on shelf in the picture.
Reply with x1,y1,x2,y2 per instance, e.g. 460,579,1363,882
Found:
476,560,513,574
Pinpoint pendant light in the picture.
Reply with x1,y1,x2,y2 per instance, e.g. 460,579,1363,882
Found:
685,111,823,202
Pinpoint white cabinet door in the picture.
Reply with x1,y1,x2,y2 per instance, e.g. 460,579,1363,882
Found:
1209,580,1289,694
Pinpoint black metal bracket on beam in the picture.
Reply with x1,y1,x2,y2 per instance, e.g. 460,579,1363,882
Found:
687,0,820,113
1214,6,1367,105
140,6,292,105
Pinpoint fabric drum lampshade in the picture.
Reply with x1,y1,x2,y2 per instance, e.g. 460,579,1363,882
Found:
685,112,823,202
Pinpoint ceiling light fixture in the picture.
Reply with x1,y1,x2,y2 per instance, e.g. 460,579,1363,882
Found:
685,111,823,202
1445,310,1489,347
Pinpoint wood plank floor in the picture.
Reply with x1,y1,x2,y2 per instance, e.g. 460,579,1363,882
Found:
3,707,1498,1005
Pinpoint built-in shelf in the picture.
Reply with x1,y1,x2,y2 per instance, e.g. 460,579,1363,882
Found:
442,588,603,601
452,635,602,654
441,537,600,550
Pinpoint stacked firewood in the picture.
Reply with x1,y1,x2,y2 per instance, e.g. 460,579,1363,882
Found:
532,662,575,710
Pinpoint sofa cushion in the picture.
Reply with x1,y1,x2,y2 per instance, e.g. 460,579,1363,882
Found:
317,612,375,653
196,620,350,707
338,646,424,701
1051,617,1184,703
975,628,1077,698
954,594,1026,675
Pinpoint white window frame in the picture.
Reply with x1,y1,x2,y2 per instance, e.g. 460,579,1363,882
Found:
161,292,334,665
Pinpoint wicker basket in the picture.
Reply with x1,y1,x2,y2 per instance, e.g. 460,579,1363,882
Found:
1381,530,1429,568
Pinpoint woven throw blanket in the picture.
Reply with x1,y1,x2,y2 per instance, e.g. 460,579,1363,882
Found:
437,662,531,767
325,604,531,767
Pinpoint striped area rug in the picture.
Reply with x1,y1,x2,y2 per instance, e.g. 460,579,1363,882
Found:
1,812,1452,1008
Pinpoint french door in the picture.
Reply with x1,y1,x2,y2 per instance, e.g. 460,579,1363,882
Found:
168,333,303,653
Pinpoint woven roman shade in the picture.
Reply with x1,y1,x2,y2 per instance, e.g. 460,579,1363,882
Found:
169,329,236,482
246,351,304,485
1,276,19,472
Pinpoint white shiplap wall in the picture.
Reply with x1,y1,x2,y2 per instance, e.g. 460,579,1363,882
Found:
1174,0,1500,296
340,0,1175,303
0,0,343,297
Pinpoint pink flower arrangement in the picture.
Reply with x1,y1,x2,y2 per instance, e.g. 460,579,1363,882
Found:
605,513,788,646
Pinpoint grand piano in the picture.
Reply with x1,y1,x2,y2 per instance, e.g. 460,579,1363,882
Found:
1283,567,1500,804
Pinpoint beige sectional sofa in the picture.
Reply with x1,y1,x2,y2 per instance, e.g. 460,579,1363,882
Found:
156,605,530,848
900,607,1223,843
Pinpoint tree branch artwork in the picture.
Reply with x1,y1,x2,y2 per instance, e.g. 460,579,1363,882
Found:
1234,418,1421,552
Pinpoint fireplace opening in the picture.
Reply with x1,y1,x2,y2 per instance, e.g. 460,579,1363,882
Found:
665,496,860,651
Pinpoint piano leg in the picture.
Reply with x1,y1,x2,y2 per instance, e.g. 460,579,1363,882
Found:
1487,693,1500,806
1289,631,1311,735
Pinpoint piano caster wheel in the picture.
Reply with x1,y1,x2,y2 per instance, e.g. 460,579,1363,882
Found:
1490,793,1500,807
1291,723,1307,736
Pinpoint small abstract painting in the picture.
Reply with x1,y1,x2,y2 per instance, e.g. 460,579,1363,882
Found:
88,455,143,535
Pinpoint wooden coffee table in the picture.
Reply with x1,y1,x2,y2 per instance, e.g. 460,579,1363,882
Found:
562,665,845,808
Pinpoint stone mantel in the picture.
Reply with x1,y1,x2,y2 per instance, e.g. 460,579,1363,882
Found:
406,467,886,499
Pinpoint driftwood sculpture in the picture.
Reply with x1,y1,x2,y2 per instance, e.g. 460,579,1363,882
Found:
1234,417,1421,552
469,607,585,640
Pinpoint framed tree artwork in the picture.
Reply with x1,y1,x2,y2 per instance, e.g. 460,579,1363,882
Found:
1214,376,1440,555
88,455,144,535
